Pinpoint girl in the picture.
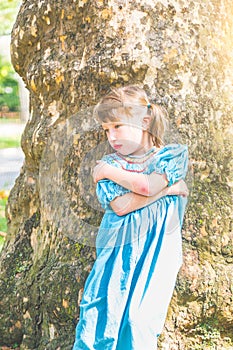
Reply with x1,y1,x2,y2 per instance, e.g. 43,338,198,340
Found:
73,85,189,350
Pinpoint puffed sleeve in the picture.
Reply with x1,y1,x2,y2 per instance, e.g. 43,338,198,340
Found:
148,144,188,186
96,180,130,210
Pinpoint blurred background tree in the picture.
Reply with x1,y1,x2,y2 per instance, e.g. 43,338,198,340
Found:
0,54,19,112
0,0,28,119
0,0,24,252
0,0,20,36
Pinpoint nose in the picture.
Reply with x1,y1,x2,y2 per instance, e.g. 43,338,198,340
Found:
108,128,117,141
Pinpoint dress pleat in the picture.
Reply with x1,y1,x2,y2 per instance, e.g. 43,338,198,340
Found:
73,144,188,350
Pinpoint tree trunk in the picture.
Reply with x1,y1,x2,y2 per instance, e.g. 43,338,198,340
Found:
0,0,232,349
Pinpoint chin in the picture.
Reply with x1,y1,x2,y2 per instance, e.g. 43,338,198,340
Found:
120,150,136,156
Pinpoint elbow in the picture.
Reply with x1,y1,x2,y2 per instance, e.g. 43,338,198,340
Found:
138,174,168,197
134,179,156,197
138,185,152,197
110,202,129,216
114,210,127,216
134,181,151,196
111,205,127,216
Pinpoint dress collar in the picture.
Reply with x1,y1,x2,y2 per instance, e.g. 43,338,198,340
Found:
116,146,161,164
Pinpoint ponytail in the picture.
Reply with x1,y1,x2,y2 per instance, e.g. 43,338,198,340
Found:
148,103,168,147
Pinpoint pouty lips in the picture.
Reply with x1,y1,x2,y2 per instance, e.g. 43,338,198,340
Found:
113,144,122,150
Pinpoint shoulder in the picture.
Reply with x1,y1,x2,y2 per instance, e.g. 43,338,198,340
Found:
157,143,188,158
148,143,188,173
160,143,188,152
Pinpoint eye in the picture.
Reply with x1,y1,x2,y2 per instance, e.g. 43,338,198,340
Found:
114,124,122,129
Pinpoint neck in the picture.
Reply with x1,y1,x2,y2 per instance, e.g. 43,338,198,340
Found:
140,133,153,154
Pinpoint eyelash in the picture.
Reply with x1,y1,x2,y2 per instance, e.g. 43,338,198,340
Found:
104,124,122,133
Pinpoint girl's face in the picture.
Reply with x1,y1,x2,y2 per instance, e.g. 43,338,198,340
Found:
102,110,152,156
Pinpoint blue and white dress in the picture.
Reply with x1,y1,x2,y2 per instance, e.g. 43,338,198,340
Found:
73,144,188,350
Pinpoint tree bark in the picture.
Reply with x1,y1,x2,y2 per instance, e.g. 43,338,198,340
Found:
0,0,232,349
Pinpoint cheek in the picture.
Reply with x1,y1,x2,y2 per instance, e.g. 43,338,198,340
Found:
130,127,143,140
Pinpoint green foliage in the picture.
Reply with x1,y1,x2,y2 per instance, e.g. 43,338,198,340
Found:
0,54,20,111
196,323,221,345
0,0,21,35
189,322,232,349
0,1,21,113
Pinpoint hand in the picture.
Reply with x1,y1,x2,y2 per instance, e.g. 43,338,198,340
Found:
165,179,189,197
93,161,111,183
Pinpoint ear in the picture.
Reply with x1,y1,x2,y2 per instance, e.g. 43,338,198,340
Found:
142,115,151,130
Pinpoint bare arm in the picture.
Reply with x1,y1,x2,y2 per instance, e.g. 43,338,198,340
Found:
110,179,189,216
93,161,168,197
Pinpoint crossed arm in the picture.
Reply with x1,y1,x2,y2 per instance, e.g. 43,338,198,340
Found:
93,160,168,196
93,160,188,216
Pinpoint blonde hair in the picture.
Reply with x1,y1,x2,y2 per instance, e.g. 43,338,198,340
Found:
94,85,167,147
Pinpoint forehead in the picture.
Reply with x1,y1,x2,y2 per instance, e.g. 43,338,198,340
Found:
101,109,131,126
101,119,142,129
98,105,146,121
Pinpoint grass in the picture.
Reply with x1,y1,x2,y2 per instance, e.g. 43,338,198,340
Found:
0,191,9,252
0,199,7,228
0,118,21,123
0,117,23,149
0,235,5,251
0,136,21,149
0,118,23,250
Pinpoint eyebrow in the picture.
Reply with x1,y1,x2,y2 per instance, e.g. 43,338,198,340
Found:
102,122,122,127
